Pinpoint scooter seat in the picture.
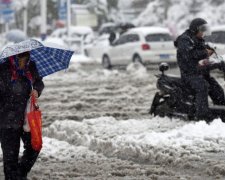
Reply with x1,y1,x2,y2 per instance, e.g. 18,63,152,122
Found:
158,74,193,96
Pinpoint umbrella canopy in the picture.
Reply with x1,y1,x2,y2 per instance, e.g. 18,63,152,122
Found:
0,39,74,77
6,29,27,43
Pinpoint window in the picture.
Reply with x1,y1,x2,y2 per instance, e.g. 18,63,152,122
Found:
145,33,172,42
113,34,140,46
113,35,129,46
127,34,140,43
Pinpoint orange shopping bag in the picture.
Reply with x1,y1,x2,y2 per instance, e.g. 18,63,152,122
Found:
27,95,42,151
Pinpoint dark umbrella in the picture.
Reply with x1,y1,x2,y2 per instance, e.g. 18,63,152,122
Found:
116,22,135,35
117,22,135,30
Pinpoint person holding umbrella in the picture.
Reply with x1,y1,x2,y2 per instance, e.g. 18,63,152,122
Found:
0,39,73,179
0,51,44,180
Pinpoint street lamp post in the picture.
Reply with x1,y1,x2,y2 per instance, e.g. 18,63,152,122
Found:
23,6,27,35
67,0,71,48
18,0,28,35
40,0,47,40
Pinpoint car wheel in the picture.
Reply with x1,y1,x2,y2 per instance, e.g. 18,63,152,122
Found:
132,55,144,65
102,55,112,69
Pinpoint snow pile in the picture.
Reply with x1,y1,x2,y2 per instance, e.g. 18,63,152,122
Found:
126,62,148,79
40,137,98,161
0,134,98,161
44,62,152,85
44,117,225,167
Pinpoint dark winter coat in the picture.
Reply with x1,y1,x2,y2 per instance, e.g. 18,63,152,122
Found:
0,60,44,129
174,30,209,79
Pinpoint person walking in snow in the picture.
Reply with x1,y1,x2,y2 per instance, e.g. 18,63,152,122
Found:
0,51,44,180
174,18,225,121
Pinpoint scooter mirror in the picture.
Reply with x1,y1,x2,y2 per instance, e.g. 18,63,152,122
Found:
159,63,169,73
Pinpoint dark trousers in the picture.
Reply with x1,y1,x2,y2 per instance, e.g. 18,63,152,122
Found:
0,128,40,180
184,76,225,119
207,77,225,106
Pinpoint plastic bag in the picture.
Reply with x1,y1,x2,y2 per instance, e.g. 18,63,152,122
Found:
27,95,42,151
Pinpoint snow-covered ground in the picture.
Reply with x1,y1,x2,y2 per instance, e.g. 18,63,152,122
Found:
1,62,225,179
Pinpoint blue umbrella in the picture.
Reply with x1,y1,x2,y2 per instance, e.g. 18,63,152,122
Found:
0,39,74,77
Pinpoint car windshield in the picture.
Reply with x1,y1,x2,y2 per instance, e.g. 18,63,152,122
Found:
99,26,116,35
206,31,225,44
145,33,172,42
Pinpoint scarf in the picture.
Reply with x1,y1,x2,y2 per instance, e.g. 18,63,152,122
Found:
9,56,33,85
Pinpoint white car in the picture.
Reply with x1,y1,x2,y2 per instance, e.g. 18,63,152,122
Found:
50,26,94,54
101,27,177,69
206,25,225,55
84,34,113,63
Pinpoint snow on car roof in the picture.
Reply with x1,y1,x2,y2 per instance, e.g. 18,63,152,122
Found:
127,27,170,36
70,26,93,34
211,25,225,32
100,22,116,28
43,37,69,49
51,26,93,37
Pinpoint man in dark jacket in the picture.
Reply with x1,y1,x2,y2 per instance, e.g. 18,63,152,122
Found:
175,18,225,121
0,51,44,180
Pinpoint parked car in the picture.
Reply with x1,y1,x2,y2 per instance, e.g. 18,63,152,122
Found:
84,34,111,63
101,27,176,69
50,26,94,54
0,29,27,50
206,25,225,55
43,37,69,49
85,22,137,64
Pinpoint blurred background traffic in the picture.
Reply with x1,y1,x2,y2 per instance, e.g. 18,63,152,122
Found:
0,0,225,69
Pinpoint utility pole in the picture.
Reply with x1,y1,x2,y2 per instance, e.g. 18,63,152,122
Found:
67,0,71,48
5,23,9,33
20,0,28,35
23,7,27,35
40,0,47,40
